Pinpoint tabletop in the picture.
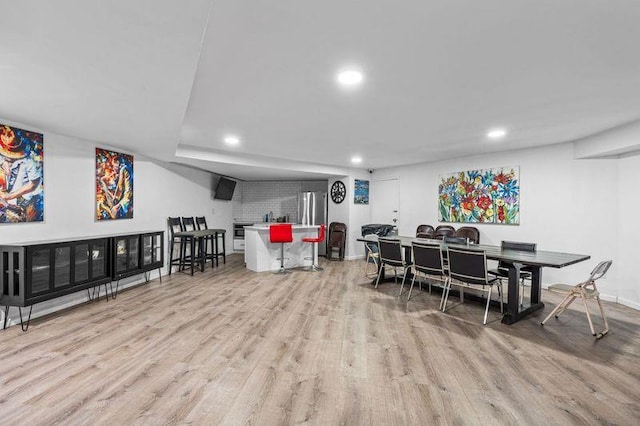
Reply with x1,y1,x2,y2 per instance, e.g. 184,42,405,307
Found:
358,235,590,269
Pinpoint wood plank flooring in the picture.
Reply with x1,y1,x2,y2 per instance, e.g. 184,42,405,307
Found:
1,254,639,425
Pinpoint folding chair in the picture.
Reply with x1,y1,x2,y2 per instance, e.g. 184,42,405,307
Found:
541,260,612,338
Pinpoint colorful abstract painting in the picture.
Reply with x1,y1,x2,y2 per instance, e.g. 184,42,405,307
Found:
96,148,133,220
0,124,44,223
354,179,369,204
438,166,520,224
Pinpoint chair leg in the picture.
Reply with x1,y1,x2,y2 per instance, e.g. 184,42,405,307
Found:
375,263,383,288
364,252,370,276
595,297,609,338
308,242,323,272
555,295,578,317
439,277,448,311
441,279,452,312
398,268,409,297
275,243,290,274
407,272,417,300
581,292,597,336
541,291,575,325
483,286,493,325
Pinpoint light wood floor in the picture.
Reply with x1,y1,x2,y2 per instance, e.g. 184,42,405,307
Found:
1,254,639,425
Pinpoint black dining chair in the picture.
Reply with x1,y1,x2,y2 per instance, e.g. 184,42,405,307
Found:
434,225,456,240
455,226,480,244
196,216,216,268
375,238,413,291
181,216,200,271
402,241,449,305
443,247,503,325
489,241,536,306
167,217,186,274
443,235,468,245
416,224,435,239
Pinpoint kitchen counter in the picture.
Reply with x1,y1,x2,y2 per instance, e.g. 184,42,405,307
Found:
244,224,320,272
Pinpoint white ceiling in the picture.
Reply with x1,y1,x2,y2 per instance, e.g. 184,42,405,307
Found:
2,0,640,180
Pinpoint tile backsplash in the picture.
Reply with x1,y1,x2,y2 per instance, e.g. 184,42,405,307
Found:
233,180,327,223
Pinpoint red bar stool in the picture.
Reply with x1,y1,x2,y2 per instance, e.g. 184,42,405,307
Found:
302,224,326,272
269,224,293,274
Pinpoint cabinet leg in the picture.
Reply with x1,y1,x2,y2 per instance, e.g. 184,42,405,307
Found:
87,286,102,302
109,280,120,299
158,267,162,283
3,306,9,329
18,306,33,332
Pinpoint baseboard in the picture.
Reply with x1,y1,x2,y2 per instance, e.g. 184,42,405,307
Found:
345,255,365,261
618,297,640,311
598,293,617,303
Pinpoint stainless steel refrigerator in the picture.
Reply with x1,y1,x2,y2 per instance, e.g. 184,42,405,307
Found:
297,191,327,256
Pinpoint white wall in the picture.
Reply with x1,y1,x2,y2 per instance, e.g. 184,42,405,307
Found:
617,155,640,309
327,173,372,260
0,119,233,326
372,142,637,307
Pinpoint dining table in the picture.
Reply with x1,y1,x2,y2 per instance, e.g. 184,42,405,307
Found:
174,229,226,275
358,235,591,325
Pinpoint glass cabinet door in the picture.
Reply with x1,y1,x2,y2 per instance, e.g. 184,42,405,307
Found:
116,239,128,273
54,246,71,288
30,248,51,294
91,241,107,278
74,243,89,283
128,237,139,270
143,235,153,266
153,233,162,263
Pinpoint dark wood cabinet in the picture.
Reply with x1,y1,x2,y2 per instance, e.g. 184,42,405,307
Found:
111,231,163,281
3,237,111,308
1,231,164,330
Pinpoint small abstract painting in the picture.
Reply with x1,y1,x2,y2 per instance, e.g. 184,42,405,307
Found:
438,166,520,224
0,124,44,223
96,148,133,220
354,179,369,204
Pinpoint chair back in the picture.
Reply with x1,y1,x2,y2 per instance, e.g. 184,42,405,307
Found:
328,222,346,246
447,247,490,286
416,224,435,239
318,224,326,241
455,226,480,244
378,238,405,267
443,236,468,245
588,260,613,282
182,217,196,231
269,224,293,243
168,217,184,237
435,225,456,240
412,241,445,276
499,240,536,269
195,216,208,230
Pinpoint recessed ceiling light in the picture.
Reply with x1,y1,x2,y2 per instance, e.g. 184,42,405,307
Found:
351,156,362,164
487,128,507,139
336,69,364,87
224,135,240,146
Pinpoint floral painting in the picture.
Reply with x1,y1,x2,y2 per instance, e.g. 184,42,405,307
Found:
354,179,369,204
438,167,519,224
96,148,133,220
0,124,44,223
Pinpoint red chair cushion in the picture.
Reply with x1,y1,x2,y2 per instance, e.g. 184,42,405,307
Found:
269,224,293,243
302,224,325,243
